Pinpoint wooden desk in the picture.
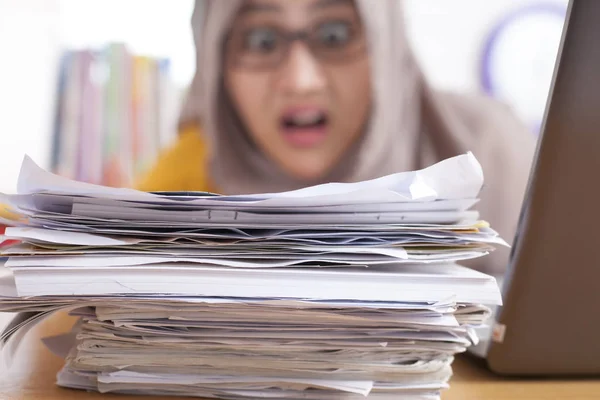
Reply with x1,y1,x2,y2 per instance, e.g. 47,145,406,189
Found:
2,313,599,400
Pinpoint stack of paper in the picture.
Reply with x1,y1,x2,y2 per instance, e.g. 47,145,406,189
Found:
0,152,503,399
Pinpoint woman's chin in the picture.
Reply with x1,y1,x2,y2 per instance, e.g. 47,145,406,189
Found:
279,161,336,185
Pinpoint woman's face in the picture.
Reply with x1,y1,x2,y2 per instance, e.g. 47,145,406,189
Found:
224,0,371,182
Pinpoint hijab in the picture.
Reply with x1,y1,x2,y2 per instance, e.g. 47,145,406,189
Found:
179,0,536,274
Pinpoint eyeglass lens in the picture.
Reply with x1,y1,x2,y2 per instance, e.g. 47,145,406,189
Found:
226,19,367,69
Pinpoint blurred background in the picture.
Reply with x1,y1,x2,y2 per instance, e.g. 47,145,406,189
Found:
0,0,568,193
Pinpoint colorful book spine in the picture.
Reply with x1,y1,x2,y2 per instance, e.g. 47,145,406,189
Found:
50,43,174,187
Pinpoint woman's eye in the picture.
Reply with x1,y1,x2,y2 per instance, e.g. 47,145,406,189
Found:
244,28,279,52
317,21,352,47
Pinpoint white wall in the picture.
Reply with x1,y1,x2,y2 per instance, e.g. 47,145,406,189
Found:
0,0,568,193
404,0,568,130
404,0,563,92
0,0,61,193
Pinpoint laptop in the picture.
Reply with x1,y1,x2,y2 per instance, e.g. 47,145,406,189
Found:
469,0,600,376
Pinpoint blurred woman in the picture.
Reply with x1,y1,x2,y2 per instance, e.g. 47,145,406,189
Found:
137,0,535,273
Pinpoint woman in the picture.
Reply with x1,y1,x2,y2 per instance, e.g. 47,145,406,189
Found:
136,0,536,274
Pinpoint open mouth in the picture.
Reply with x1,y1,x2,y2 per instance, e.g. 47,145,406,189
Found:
282,110,328,129
280,109,329,148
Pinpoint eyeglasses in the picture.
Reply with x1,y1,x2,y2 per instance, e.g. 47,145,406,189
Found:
225,19,367,70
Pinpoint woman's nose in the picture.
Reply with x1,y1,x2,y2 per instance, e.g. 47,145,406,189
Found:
278,42,327,96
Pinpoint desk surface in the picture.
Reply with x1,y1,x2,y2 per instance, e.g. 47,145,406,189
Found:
1,313,599,400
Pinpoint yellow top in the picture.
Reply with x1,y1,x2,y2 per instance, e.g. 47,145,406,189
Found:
135,124,216,193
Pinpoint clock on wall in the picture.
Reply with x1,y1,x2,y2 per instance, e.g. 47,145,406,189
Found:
480,3,568,135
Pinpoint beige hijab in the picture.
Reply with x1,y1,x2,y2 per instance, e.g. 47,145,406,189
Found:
180,0,536,274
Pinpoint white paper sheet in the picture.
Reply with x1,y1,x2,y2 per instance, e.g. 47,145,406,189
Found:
15,152,483,206
98,371,375,396
9,263,503,304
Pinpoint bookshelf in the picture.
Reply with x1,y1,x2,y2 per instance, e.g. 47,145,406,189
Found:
51,44,179,187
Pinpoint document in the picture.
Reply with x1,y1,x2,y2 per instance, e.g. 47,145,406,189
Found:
0,153,501,400
15,152,483,205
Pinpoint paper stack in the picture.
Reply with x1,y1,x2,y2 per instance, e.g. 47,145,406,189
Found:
0,152,503,399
